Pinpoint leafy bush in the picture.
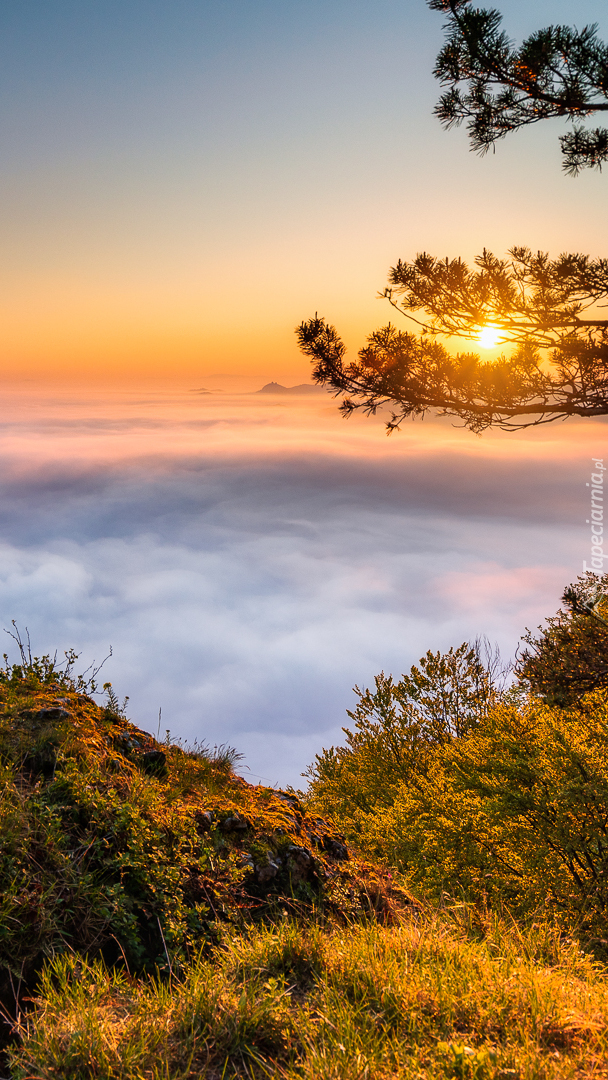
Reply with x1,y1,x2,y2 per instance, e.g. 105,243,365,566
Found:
305,591,608,933
377,691,608,926
304,642,499,856
518,572,608,705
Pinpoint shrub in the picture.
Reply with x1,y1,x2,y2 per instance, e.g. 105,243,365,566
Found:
517,573,608,705
304,643,497,852
314,686,608,933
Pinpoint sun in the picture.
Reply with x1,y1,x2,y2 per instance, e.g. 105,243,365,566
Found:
476,325,502,349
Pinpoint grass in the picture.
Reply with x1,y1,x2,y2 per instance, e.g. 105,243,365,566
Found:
9,908,608,1079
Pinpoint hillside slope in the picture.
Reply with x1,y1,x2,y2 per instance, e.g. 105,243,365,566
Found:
0,662,403,1039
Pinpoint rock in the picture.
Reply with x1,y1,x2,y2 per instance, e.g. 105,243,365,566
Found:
194,810,214,832
255,857,281,885
35,708,70,722
278,813,301,832
237,853,255,870
114,732,141,754
286,845,316,884
274,792,302,810
322,834,349,860
220,813,250,833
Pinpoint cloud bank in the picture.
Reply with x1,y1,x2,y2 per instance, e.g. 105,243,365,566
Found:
0,385,596,785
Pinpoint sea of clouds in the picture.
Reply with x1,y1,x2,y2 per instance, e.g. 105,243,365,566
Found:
0,383,596,786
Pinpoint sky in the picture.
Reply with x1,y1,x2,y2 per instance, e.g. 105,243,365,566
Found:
0,0,606,381
0,1,606,786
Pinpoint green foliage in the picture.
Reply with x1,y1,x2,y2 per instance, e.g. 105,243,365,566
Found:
304,643,495,853
11,913,608,1079
0,695,220,981
428,0,608,175
305,584,608,933
308,674,608,933
1,620,114,696
385,249,608,352
378,692,608,923
102,680,129,718
518,572,608,706
297,315,551,435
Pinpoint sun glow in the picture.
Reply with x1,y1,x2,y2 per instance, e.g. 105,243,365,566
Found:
476,325,502,349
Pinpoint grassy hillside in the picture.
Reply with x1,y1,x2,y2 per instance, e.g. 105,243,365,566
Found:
3,630,608,1078
0,655,403,1067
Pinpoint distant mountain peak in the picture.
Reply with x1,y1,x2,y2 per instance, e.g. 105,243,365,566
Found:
257,382,325,395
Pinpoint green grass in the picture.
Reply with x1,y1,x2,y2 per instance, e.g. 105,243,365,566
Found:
10,909,608,1079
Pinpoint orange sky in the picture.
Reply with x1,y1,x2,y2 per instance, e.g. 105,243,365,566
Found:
0,0,606,384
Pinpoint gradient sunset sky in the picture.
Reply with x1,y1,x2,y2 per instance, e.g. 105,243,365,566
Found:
1,0,607,383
